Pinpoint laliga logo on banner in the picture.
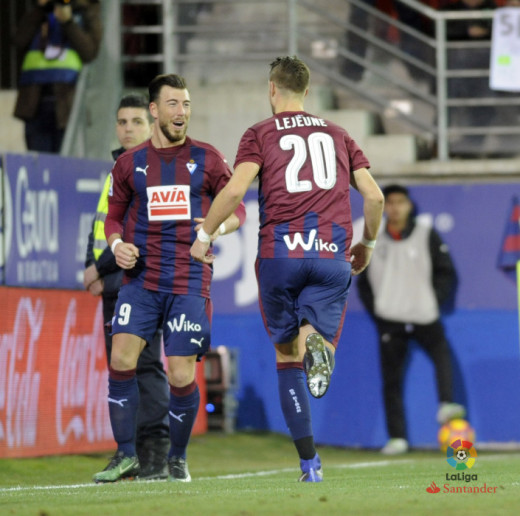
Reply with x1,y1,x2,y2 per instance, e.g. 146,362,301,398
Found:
146,185,191,221
0,298,43,447
56,299,112,444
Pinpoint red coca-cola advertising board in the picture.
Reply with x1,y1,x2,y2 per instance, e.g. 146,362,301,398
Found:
0,287,207,458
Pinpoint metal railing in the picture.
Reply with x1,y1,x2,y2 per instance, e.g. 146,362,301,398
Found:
63,0,520,161
61,0,122,159
293,0,520,160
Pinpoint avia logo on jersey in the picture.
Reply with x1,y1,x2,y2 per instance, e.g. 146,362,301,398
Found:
146,185,191,221
283,229,339,253
167,314,202,333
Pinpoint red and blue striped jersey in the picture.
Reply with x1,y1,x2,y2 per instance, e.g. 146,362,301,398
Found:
106,137,246,297
234,111,370,261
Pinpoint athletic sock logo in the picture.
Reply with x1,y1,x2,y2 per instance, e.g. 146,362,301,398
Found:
108,397,128,407
169,411,186,422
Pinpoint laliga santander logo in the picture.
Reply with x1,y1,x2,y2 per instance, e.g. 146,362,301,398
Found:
446,439,477,470
426,481,441,494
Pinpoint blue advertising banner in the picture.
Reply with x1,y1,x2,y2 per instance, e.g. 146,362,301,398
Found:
349,183,520,311
209,182,520,446
1,152,519,446
2,153,112,289
212,183,520,313
2,151,518,313
211,190,260,314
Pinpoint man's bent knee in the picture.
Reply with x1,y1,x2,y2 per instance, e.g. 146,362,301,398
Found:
110,333,146,371
275,341,299,363
167,355,197,387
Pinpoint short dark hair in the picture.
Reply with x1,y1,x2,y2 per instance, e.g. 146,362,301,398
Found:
148,74,188,103
382,184,410,199
269,56,310,94
117,93,148,112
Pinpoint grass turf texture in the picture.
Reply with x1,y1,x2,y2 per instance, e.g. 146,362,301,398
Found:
0,432,518,516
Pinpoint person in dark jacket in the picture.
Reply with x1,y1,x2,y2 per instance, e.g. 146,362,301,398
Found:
84,94,170,480
13,0,103,153
357,184,465,455
442,0,498,155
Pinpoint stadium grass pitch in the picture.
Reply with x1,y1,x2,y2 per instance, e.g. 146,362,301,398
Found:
1,432,519,516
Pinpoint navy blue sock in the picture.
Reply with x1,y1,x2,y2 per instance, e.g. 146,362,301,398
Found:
277,364,315,459
108,367,139,457
168,382,200,459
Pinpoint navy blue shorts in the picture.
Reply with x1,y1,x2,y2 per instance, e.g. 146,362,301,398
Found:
255,258,351,346
112,283,212,358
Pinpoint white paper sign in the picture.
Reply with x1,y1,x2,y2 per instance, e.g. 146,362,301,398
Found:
490,7,520,91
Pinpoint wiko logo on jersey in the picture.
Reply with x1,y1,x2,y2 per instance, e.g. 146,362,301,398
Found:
167,314,202,333
146,185,191,221
283,229,339,253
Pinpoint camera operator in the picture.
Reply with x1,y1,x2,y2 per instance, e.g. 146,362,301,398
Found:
12,0,102,153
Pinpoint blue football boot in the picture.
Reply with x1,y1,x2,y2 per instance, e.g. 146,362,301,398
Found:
298,453,323,482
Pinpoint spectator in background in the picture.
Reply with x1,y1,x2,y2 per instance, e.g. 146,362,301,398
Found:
341,1,436,89
342,0,378,83
394,0,437,91
444,0,496,39
84,93,171,481
442,0,498,155
12,0,102,153
357,184,465,455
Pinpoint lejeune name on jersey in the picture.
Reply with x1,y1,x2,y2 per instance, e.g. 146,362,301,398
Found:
147,185,191,221
275,114,328,131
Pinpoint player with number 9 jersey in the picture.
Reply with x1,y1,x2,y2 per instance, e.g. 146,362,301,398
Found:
106,136,245,297
94,74,247,485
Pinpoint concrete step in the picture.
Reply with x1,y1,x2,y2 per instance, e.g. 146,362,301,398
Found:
187,81,335,163
363,134,417,171
319,108,383,143
0,91,26,154
318,107,420,170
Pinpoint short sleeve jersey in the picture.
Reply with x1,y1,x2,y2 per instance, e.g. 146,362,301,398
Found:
106,137,240,297
234,111,370,261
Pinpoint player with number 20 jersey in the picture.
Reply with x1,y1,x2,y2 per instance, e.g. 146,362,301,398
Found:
190,57,383,483
235,111,370,261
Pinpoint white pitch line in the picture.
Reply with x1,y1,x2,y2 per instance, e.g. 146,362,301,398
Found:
196,459,413,481
0,458,411,494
